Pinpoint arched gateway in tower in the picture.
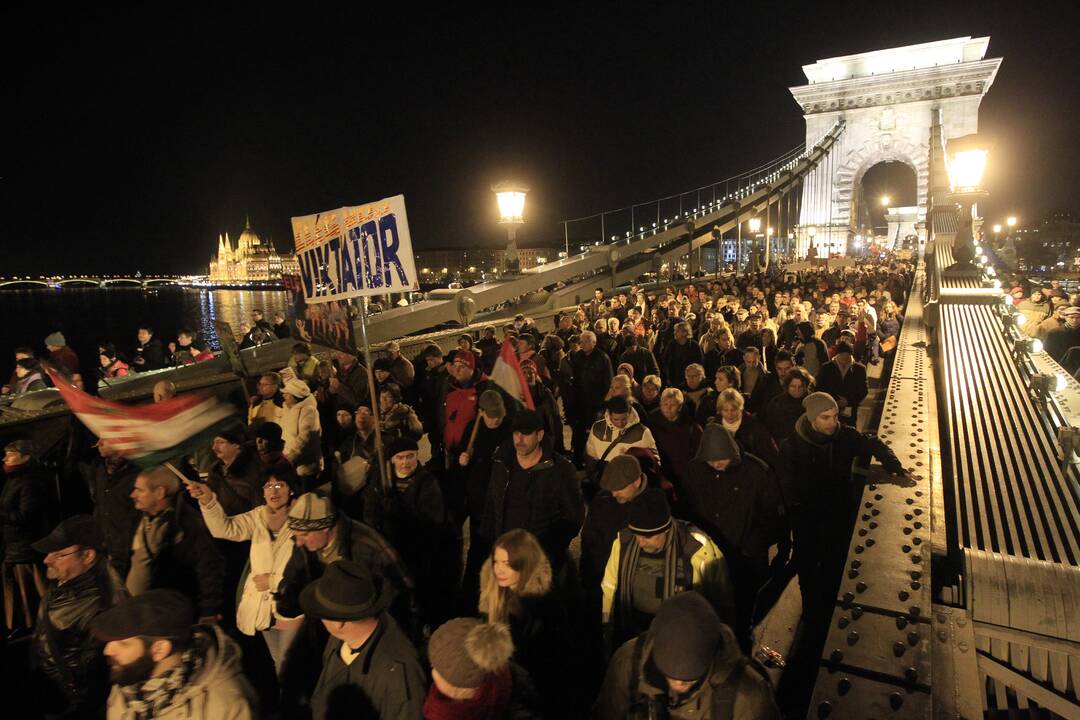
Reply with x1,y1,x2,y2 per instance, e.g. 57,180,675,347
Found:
790,36,1001,258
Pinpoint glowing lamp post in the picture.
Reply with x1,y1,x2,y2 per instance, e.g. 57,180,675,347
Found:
945,135,991,273
492,182,529,274
881,195,891,207
1007,216,1017,229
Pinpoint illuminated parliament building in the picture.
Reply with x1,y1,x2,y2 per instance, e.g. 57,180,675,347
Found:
208,218,299,283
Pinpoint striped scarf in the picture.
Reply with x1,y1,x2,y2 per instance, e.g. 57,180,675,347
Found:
616,528,687,632
119,638,204,719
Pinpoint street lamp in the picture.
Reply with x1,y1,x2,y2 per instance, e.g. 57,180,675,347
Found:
1007,216,1017,228
492,182,529,274
944,134,991,272
992,223,1002,234
881,195,891,207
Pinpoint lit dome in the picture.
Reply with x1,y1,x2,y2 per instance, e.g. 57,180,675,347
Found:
238,217,261,248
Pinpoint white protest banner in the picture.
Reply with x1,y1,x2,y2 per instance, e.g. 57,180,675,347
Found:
291,194,419,303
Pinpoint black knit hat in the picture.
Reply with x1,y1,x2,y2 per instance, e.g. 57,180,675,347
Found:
650,591,724,681
627,488,672,536
91,589,194,641
254,421,283,445
386,436,419,458
511,409,544,434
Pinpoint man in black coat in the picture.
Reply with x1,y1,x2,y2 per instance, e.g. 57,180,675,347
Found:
662,322,703,388
29,516,127,717
738,346,780,414
80,441,142,578
815,341,868,425
131,326,166,372
680,425,779,643
125,466,225,622
779,392,908,626
568,331,614,468
479,410,584,571
759,367,813,444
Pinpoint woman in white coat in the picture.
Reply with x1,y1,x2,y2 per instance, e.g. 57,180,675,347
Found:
188,469,300,675
281,378,322,480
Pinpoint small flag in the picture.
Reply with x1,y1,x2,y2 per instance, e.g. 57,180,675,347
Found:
45,367,239,467
489,339,535,411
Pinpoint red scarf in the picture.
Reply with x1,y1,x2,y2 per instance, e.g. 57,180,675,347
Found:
422,668,512,720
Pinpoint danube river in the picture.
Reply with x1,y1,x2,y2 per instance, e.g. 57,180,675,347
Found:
3,287,290,373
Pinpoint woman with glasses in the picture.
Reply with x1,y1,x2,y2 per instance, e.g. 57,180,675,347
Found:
187,469,300,676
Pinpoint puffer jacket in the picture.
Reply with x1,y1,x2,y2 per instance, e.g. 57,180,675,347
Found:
106,624,256,719
281,393,321,476
585,408,659,472
31,558,127,716
594,623,779,720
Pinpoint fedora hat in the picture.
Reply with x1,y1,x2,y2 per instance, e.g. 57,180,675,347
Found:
300,560,394,621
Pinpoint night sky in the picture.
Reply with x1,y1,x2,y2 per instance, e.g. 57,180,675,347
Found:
8,2,1078,276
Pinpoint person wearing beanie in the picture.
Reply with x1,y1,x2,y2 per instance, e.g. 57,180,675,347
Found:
204,424,265,515
364,433,455,627
424,618,540,720
44,331,82,381
780,386,909,636
600,488,733,653
273,492,418,633
585,395,658,483
595,591,779,719
681,422,782,646
815,340,868,424
281,375,322,479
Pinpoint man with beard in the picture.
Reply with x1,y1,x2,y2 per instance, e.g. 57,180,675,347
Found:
30,516,127,718
91,589,255,719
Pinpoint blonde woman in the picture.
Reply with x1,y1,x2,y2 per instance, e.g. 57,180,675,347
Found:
479,529,570,714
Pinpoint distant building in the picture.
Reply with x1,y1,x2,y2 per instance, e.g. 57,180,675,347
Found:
414,245,559,281
209,218,299,283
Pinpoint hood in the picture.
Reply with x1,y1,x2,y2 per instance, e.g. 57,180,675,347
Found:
694,423,741,464
183,625,245,696
794,413,834,447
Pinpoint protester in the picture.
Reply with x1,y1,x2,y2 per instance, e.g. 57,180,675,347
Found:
281,378,322,480
2,439,48,636
91,589,256,719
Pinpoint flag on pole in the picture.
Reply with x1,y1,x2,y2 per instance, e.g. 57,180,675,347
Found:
489,338,535,411
45,367,239,468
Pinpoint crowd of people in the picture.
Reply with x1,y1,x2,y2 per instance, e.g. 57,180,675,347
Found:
2,261,924,718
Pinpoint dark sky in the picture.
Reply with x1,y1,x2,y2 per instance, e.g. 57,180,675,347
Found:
8,2,1078,275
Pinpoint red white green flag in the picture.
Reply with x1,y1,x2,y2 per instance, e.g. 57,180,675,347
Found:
489,338,535,411
45,367,239,467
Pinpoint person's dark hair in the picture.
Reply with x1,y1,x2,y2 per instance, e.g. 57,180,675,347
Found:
774,349,793,365
177,328,194,339
517,334,535,349
834,340,854,356
783,367,814,390
15,357,39,371
717,365,741,387
543,334,564,352
137,325,154,335
380,382,402,403
261,468,301,498
138,632,194,654
291,342,311,355
458,334,474,348
191,339,209,352
4,439,33,458
13,346,35,358
421,344,443,359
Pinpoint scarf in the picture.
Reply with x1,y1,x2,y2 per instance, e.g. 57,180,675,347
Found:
722,417,742,435
119,638,204,719
422,668,513,720
616,528,688,635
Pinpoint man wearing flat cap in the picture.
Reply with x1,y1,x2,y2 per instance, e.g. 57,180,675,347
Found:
29,515,127,717
91,588,255,719
595,591,779,719
478,409,584,572
601,488,733,652
780,392,909,628
303,560,426,720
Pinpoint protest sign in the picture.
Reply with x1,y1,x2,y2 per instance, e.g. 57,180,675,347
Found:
291,195,419,304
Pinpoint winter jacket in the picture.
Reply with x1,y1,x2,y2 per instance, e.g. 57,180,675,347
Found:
479,443,584,567
567,348,613,424
105,624,256,720
663,340,704,388
199,497,294,635
1,460,48,563
619,347,660,384
388,354,416,388
758,392,805,444
205,446,265,517
332,360,372,409
816,359,869,415
310,612,426,720
794,336,829,378
648,410,703,488
81,458,142,577
737,362,780,414
380,402,423,443
601,521,735,635
585,408,659,477
681,452,781,563
594,623,779,720
48,346,81,377
247,393,283,425
129,497,227,617
579,491,634,605
30,558,127,717
281,394,322,476
132,338,166,372
14,370,47,395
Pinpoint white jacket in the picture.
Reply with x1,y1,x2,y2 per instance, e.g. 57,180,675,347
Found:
200,497,294,635
585,407,658,463
281,393,322,476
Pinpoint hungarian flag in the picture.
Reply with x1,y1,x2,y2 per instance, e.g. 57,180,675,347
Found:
45,367,238,467
489,339,535,411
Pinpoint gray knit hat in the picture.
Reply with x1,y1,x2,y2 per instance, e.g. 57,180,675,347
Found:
478,389,506,419
428,618,514,689
650,591,724,681
803,391,839,420
45,332,66,347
